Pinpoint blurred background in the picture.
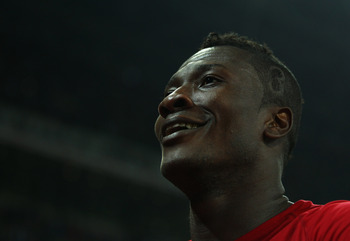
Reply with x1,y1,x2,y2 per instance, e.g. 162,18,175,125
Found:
1,0,350,240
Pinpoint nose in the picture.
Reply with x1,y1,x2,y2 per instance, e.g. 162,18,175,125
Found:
158,87,194,118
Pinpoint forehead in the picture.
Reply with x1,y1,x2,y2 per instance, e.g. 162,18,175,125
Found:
171,46,260,87
173,46,259,82
180,46,253,69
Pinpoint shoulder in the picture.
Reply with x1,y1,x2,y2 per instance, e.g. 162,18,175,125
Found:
321,200,350,212
301,200,350,240
307,200,350,220
323,200,350,210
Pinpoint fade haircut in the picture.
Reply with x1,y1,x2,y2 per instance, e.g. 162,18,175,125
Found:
200,32,303,163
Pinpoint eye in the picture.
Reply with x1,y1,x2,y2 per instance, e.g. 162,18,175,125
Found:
199,76,221,87
164,87,176,97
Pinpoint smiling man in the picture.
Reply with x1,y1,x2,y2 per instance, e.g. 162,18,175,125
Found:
154,32,350,241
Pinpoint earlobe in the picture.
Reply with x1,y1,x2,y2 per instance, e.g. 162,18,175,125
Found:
264,107,292,139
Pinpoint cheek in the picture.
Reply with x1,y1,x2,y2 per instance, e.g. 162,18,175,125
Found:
210,100,258,139
194,91,229,117
212,99,240,126
154,116,163,140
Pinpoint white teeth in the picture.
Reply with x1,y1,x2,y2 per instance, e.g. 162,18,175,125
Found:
185,123,198,129
166,122,199,133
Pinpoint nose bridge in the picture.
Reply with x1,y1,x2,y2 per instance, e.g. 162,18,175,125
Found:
172,83,191,96
158,83,194,118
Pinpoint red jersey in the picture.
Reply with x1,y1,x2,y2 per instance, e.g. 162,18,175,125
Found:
190,200,350,240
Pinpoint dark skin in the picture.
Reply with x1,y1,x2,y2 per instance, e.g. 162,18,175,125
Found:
154,46,293,241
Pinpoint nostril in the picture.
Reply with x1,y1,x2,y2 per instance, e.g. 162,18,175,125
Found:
159,105,170,118
173,98,188,108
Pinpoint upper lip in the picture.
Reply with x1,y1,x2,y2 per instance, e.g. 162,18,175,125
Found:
161,115,207,139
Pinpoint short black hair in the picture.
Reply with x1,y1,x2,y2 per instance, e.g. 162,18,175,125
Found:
200,32,303,162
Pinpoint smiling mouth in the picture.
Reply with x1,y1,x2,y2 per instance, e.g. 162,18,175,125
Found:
164,122,200,137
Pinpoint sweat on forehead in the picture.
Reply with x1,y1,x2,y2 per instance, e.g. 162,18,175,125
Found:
179,46,253,70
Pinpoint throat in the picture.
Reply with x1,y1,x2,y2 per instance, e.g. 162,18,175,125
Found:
189,194,292,241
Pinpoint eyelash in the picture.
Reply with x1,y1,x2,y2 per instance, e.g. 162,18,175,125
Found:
199,76,221,87
164,88,176,97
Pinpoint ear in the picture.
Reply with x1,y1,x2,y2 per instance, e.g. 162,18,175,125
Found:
264,107,293,139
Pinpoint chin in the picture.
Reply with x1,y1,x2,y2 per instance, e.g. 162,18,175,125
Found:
160,155,199,188
160,156,186,179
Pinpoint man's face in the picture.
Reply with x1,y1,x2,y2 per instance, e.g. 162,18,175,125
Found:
154,46,267,178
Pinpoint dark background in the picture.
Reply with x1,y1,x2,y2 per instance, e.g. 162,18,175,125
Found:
1,0,350,240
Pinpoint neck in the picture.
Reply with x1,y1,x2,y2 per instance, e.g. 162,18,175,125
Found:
188,176,292,241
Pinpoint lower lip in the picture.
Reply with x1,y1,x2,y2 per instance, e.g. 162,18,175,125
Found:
162,127,201,146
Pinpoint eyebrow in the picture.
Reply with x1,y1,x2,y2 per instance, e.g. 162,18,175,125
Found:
164,63,227,93
194,63,228,73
